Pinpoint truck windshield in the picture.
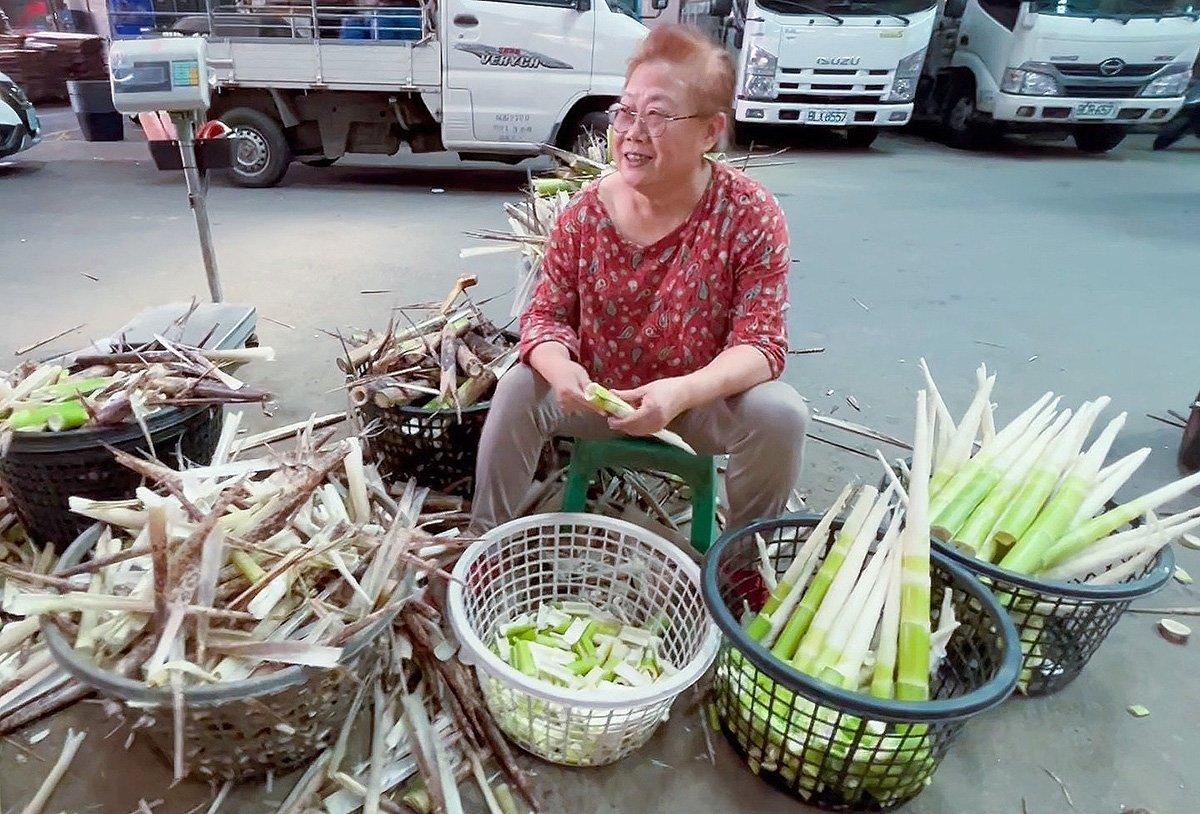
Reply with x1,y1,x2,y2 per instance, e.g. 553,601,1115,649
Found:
1030,0,1199,18
759,0,936,15
606,0,641,20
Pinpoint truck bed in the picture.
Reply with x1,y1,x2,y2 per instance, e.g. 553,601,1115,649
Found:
207,39,441,91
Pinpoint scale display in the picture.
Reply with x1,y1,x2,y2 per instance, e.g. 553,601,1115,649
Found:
108,38,210,113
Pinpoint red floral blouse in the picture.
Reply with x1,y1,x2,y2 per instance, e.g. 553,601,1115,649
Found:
519,160,790,390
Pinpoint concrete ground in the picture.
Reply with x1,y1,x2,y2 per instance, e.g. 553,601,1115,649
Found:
1,108,1198,814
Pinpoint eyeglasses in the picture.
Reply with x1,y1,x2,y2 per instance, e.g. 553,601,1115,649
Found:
607,103,702,137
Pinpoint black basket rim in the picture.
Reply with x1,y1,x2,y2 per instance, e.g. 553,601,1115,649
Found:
4,404,214,452
41,524,395,707
357,396,493,417
701,512,1022,724
931,537,1176,601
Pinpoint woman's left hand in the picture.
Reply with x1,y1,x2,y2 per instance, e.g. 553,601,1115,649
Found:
609,378,696,437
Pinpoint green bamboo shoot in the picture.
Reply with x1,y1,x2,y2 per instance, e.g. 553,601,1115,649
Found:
896,390,932,703
1041,468,1200,569
770,486,879,661
792,485,896,673
746,482,855,643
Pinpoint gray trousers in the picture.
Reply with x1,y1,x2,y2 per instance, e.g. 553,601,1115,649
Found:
469,364,810,535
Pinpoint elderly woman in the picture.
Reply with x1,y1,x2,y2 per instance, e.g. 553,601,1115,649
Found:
469,24,809,535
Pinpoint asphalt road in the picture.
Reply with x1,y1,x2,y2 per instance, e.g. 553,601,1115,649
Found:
2,107,1199,814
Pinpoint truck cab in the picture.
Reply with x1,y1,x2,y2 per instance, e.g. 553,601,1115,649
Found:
693,0,939,146
109,0,647,186
917,0,1200,152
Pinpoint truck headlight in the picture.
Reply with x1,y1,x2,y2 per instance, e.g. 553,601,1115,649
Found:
883,48,927,103
1001,63,1062,96
743,46,778,100
1139,63,1190,98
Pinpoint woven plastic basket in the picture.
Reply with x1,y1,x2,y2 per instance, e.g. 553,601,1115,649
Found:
41,525,393,782
703,514,1021,812
358,399,489,495
932,539,1174,696
351,330,518,496
446,513,721,767
0,405,221,550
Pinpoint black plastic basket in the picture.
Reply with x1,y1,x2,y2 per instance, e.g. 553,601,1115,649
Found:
932,539,1174,697
351,330,517,497
0,406,222,550
357,399,490,496
702,514,1021,812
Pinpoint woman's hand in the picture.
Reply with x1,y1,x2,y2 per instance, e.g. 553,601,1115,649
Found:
530,343,597,415
546,361,597,415
609,378,696,436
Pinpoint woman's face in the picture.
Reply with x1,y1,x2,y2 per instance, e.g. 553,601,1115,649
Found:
613,60,727,194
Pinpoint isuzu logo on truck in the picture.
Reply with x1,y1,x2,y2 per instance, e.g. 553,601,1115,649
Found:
454,44,573,70
816,57,862,66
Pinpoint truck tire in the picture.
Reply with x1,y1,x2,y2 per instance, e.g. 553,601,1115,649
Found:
732,121,760,148
219,107,291,188
1073,126,1125,154
845,127,879,149
571,111,611,157
941,80,987,150
1153,116,1193,151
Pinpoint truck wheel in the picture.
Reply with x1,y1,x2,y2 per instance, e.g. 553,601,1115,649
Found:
219,107,291,188
571,111,611,158
1153,117,1192,151
732,121,760,148
845,127,879,149
941,81,986,150
1073,126,1125,154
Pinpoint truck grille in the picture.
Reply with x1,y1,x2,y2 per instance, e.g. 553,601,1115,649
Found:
778,67,892,97
1062,82,1146,98
777,93,886,104
1055,63,1160,78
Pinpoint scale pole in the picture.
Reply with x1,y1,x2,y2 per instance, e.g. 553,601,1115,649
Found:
173,110,224,303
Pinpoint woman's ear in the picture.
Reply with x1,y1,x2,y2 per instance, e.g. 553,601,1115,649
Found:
708,110,731,153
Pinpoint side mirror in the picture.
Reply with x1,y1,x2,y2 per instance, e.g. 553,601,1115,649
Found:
711,0,733,15
652,0,669,8
575,0,591,11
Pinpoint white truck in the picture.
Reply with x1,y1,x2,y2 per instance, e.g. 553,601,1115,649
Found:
914,0,1200,152
110,0,648,186
684,0,939,147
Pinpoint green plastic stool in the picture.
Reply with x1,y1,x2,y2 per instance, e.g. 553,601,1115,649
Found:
561,436,719,554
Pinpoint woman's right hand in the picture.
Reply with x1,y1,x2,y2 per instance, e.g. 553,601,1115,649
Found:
529,343,597,415
548,361,596,415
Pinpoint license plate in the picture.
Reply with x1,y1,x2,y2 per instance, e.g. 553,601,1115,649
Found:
805,109,850,126
27,107,39,131
1074,102,1117,120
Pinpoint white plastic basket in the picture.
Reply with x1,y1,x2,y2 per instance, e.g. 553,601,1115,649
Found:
446,512,721,767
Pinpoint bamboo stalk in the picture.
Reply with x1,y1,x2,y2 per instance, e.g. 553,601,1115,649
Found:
18,729,86,814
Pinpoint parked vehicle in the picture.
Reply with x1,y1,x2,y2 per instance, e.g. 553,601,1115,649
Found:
683,0,939,147
108,0,648,188
913,0,1200,153
0,70,41,161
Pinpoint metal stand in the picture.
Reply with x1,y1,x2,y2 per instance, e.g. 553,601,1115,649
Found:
170,110,224,303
